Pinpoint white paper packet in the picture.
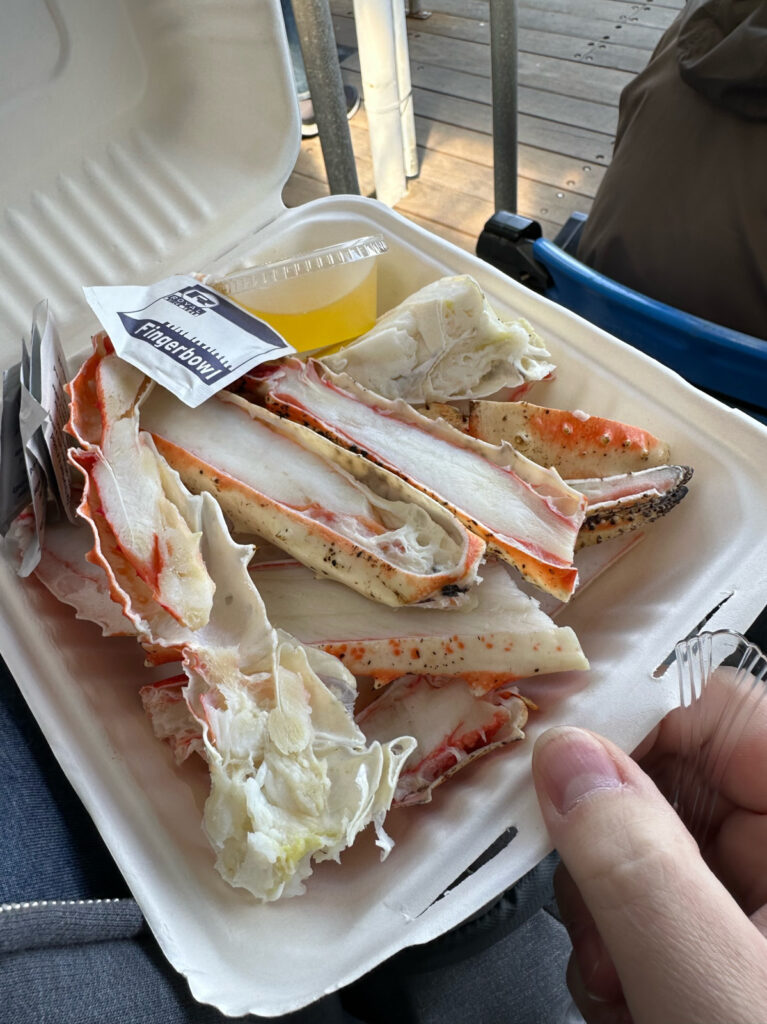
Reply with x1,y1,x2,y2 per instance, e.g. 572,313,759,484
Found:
83,275,296,407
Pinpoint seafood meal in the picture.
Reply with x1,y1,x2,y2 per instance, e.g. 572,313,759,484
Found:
4,273,693,903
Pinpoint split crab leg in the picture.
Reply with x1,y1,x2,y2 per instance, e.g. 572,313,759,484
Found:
356,675,532,807
67,335,215,630
138,382,485,609
250,559,588,694
420,399,691,546
248,359,587,602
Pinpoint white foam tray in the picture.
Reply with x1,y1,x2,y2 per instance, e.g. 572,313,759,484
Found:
3,1,767,1017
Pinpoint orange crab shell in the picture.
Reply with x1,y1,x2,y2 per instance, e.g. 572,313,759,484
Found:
467,400,671,479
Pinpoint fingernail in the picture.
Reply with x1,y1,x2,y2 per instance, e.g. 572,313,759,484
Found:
534,727,624,815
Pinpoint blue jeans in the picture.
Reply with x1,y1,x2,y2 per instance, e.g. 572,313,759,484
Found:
0,657,572,1023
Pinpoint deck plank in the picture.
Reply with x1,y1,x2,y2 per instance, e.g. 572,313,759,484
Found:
333,10,659,74
334,21,635,106
399,7,670,53
284,0,683,251
409,0,680,31
342,66,620,137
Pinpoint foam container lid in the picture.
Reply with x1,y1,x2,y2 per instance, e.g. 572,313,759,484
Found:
3,1,767,1017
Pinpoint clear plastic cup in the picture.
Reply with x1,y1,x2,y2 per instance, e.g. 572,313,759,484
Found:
203,235,387,354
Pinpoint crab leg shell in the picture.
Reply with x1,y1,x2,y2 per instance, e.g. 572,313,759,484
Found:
467,400,671,478
140,386,484,608
139,674,205,765
571,465,693,547
31,511,136,637
250,559,588,694
253,359,587,601
67,340,215,629
356,675,530,807
62,343,417,900
68,447,205,664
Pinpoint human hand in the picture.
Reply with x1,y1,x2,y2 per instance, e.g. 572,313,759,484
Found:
532,671,767,1024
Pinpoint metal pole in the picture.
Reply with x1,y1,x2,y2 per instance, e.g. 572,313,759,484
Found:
391,0,419,178
291,0,360,195
406,0,431,20
353,0,407,207
489,0,518,213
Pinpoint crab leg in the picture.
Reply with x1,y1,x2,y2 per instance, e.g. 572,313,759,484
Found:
356,675,531,807
139,385,484,609
467,400,671,478
252,359,587,601
67,336,215,630
250,559,588,694
571,465,693,546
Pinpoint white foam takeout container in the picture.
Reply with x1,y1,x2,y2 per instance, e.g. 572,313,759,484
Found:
2,0,767,1017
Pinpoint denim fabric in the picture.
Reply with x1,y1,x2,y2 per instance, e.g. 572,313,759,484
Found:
0,659,130,904
344,908,572,1024
0,935,359,1024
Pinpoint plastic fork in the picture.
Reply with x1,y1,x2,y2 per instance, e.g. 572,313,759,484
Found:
672,629,767,847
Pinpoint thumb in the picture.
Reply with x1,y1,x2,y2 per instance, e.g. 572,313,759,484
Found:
532,726,767,1024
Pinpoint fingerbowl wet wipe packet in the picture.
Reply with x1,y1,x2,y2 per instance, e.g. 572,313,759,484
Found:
84,275,295,407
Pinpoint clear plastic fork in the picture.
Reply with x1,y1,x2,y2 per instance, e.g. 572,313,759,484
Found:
672,629,767,847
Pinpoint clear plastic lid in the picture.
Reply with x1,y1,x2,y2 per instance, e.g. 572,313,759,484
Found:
204,235,388,297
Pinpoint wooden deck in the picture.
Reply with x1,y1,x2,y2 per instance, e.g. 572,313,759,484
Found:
283,0,684,252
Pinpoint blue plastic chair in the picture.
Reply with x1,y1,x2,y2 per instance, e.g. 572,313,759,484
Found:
476,212,767,425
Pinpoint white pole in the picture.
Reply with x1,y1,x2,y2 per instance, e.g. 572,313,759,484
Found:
352,0,407,207
391,0,418,178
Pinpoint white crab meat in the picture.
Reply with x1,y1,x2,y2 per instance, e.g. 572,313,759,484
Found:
320,275,555,403
250,559,588,693
356,675,530,806
138,384,484,609
254,359,587,601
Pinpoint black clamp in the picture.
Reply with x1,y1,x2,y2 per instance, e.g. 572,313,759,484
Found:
476,212,551,293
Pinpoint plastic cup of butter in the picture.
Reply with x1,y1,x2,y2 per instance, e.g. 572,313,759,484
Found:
202,235,387,354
